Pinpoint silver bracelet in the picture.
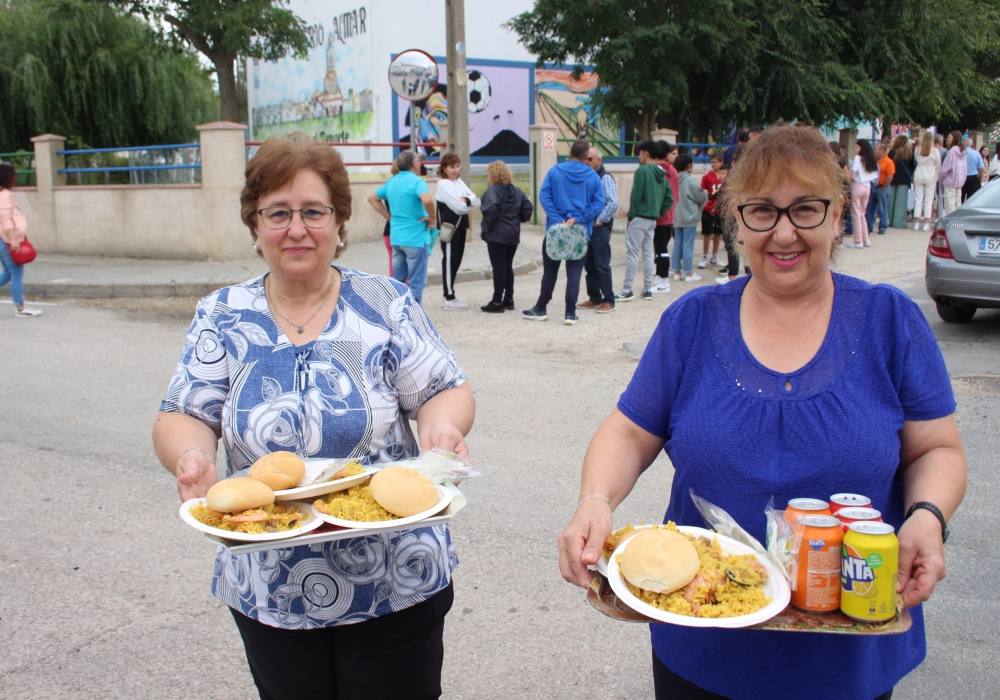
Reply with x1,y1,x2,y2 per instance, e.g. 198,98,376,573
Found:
579,493,612,509
182,446,211,461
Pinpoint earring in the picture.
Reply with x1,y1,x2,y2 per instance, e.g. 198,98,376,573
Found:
252,239,260,252
337,241,345,248
737,239,744,245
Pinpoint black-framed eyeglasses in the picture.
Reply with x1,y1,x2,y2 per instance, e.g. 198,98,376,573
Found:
256,205,336,230
735,198,831,232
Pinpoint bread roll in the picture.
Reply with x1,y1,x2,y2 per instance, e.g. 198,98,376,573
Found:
249,451,306,490
620,529,700,594
206,477,275,513
370,467,440,517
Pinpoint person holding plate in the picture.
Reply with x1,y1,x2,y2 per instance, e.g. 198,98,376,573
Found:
557,125,967,700
153,139,475,699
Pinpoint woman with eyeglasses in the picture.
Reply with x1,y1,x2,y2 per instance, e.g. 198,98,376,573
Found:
558,126,966,700
152,139,475,699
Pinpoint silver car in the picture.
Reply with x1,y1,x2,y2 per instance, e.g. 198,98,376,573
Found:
925,179,1000,322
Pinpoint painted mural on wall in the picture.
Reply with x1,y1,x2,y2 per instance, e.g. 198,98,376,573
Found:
249,4,374,143
393,59,532,162
534,68,619,157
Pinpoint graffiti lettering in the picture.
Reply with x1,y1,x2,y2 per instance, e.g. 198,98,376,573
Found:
304,23,325,49
331,7,367,44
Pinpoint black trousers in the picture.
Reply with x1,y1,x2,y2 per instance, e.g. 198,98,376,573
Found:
722,221,741,277
438,209,468,300
654,224,673,278
584,222,615,304
653,651,893,700
961,174,981,203
535,242,584,316
230,583,454,700
486,241,517,304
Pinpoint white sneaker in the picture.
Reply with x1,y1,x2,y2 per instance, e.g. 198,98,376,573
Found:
922,222,931,231
442,298,467,310
697,256,708,269
715,276,732,285
653,281,671,294
863,240,872,247
684,273,703,282
846,242,865,249
14,307,42,318
709,255,719,265
672,272,683,281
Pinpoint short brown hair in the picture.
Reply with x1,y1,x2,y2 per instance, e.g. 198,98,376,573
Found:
486,160,512,186
720,125,844,231
241,139,352,257
439,152,461,174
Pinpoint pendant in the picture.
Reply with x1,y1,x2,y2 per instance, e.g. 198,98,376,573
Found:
296,326,304,334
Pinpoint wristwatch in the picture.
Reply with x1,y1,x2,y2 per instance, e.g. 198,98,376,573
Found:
905,501,949,543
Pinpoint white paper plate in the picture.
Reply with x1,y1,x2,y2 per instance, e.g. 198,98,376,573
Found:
311,484,452,530
179,499,324,542
606,525,791,628
272,467,376,502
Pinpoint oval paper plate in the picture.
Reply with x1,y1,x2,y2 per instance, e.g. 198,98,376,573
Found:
272,467,376,502
606,525,790,628
311,484,452,530
179,499,324,542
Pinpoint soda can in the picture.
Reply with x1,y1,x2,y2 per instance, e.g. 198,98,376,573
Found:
829,493,872,514
784,498,831,525
835,507,883,532
841,522,899,622
791,515,843,613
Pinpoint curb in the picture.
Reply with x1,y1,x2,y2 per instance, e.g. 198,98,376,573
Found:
24,257,543,299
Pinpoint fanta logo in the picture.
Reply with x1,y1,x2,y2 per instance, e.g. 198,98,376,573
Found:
808,539,826,550
841,544,874,592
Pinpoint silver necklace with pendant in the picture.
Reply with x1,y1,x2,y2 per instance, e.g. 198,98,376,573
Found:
265,272,335,335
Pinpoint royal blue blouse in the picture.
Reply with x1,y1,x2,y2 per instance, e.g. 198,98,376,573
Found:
618,273,956,700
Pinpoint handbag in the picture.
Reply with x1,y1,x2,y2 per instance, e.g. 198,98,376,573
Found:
9,238,37,264
439,221,457,243
544,223,588,261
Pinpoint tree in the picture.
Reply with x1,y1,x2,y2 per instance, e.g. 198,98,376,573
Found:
508,0,1000,139
0,0,215,151
117,0,310,123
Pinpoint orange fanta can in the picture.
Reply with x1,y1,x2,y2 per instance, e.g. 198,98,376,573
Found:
784,498,831,525
791,515,843,613
841,522,899,622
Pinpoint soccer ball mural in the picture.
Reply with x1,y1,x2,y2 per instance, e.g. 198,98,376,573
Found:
467,69,492,113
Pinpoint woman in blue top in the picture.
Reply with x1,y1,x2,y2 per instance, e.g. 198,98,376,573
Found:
154,139,475,699
558,126,967,700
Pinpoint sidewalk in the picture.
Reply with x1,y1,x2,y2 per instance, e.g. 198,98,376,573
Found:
21,226,546,299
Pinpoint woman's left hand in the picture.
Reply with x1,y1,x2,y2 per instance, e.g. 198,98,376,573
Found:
418,421,469,462
896,509,947,608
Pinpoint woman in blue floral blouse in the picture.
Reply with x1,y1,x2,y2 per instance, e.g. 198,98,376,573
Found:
153,139,475,699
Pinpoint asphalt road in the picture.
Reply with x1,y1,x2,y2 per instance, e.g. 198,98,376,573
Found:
1,232,997,699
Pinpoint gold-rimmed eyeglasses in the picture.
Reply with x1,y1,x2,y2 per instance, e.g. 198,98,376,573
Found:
256,205,336,230
736,198,831,232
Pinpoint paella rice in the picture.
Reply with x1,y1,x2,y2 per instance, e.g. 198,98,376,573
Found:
191,502,306,534
328,462,365,481
610,523,770,618
314,484,395,521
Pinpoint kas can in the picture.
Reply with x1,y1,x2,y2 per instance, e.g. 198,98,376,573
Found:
784,498,831,525
791,515,844,612
829,493,872,514
835,507,883,532
841,522,899,622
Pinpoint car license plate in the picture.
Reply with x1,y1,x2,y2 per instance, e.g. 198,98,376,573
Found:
977,236,1000,255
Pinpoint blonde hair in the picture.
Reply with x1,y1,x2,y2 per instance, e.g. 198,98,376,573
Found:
919,131,933,157
486,160,512,186
720,125,844,230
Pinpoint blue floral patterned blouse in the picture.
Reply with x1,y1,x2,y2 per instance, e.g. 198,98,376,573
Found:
161,267,466,629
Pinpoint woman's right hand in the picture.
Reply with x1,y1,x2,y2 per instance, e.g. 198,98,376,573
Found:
175,448,217,501
558,499,613,588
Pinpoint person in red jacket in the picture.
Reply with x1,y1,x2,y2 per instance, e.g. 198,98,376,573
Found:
698,154,725,269
652,141,679,294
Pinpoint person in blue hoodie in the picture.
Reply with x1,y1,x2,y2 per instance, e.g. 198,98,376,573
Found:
523,138,604,325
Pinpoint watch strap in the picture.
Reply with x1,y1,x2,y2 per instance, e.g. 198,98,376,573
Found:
905,501,949,543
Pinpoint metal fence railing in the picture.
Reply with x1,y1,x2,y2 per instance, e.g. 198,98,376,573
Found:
244,140,445,169
58,143,201,185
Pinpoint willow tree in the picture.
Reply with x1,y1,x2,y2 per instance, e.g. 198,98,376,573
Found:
0,0,215,151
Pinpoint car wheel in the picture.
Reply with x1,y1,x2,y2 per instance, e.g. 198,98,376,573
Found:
935,300,977,323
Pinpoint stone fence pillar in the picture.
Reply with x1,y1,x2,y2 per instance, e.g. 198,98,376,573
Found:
196,121,252,260
530,123,559,225
651,128,678,145
29,133,66,250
